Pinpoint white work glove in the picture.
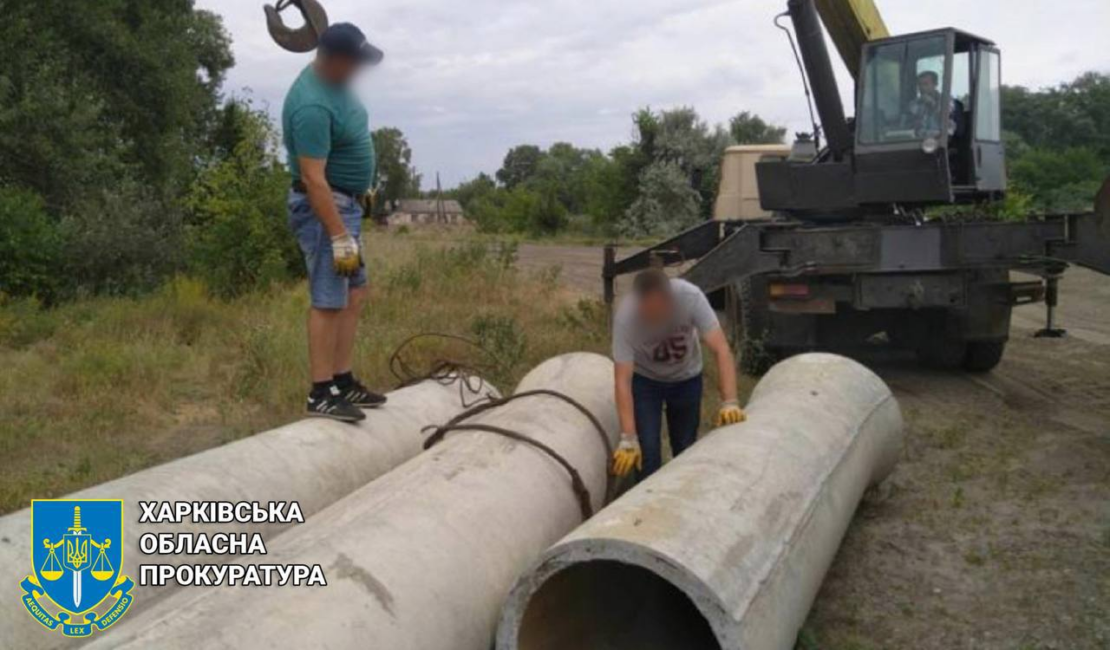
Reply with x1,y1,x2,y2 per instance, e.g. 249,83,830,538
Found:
610,432,642,478
331,232,362,277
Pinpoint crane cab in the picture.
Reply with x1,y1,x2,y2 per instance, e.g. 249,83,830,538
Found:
756,22,1007,217
854,29,1006,205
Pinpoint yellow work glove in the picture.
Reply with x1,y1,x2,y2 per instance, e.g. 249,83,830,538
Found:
611,432,642,478
716,399,746,427
331,232,362,278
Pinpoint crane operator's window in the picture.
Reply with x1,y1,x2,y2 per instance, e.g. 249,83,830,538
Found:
975,50,1002,142
859,35,950,145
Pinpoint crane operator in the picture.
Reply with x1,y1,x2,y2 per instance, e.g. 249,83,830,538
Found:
907,70,957,139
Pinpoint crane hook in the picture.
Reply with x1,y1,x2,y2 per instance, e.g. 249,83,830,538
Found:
264,0,329,53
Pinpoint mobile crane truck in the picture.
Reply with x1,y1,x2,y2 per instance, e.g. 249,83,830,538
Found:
604,0,1110,374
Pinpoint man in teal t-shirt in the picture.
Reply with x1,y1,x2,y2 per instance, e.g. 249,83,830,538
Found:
283,22,385,423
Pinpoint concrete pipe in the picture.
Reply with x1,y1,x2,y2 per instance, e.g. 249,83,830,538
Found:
497,353,904,650
82,352,619,650
0,376,494,650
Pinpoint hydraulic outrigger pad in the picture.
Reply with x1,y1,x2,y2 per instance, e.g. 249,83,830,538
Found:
1034,267,1068,339
264,0,329,53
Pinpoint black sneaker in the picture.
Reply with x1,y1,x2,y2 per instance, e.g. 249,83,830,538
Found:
306,388,366,423
337,378,388,408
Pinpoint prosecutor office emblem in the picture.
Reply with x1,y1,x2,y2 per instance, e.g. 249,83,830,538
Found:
21,500,135,637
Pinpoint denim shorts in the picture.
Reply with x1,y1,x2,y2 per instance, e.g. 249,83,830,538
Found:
288,190,368,309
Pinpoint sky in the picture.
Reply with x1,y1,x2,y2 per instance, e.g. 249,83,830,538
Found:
198,0,1110,187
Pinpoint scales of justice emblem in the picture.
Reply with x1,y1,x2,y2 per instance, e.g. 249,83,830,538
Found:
21,500,136,637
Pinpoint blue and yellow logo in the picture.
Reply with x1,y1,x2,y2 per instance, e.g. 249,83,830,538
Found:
21,500,135,637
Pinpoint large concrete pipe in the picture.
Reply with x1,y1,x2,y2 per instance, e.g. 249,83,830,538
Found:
0,376,494,650
83,352,618,650
497,353,904,650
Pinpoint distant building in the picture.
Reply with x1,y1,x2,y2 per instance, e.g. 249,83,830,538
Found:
387,199,469,226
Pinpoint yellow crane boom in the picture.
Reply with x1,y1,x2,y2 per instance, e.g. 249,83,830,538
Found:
815,0,890,78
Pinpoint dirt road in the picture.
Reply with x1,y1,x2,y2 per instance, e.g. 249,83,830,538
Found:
519,243,1110,649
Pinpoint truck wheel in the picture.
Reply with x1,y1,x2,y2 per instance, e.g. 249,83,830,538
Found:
737,277,778,376
916,336,967,370
963,340,1006,372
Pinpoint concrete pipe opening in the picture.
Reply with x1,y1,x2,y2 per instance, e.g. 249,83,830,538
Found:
516,560,721,650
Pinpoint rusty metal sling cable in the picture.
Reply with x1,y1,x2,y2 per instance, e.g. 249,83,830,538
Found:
388,333,501,407
422,389,617,521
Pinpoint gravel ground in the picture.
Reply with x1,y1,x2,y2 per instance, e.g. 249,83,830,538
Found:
518,243,1110,650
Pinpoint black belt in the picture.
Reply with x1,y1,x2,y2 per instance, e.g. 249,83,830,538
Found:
291,180,361,199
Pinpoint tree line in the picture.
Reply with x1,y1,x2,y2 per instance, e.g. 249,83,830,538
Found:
0,1,1105,303
451,74,1110,235
446,111,786,238
1003,72,1110,213
0,1,420,304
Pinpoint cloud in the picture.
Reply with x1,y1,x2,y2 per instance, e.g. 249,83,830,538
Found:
200,0,1110,187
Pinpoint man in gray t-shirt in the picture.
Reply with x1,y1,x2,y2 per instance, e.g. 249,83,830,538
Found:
610,270,746,479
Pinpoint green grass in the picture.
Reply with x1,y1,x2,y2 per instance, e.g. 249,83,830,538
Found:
0,232,611,514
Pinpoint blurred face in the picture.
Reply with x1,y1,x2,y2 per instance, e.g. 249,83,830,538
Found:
636,289,675,326
918,74,938,97
317,54,363,86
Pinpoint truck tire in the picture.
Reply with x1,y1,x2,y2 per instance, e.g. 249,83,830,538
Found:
916,335,967,370
963,340,1006,372
737,277,778,376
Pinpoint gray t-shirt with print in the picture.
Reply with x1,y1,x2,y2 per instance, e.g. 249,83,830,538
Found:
612,278,721,382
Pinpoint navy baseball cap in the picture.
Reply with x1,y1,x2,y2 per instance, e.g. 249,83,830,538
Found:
318,23,383,65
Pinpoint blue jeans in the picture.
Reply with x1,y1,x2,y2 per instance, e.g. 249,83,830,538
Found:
632,373,703,479
288,190,367,309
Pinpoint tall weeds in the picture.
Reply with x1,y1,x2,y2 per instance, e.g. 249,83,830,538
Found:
0,233,608,513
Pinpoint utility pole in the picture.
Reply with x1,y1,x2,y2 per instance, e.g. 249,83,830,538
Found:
435,172,446,224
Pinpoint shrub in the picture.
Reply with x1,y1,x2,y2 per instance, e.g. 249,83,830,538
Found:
186,114,302,299
0,187,62,301
468,186,568,236
1010,147,1108,213
529,185,569,235
60,182,185,297
470,313,526,385
621,161,702,238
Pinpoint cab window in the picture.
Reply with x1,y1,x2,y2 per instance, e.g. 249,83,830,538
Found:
975,50,1002,142
859,35,949,145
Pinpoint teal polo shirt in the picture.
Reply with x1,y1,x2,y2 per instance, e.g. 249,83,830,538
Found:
282,65,376,194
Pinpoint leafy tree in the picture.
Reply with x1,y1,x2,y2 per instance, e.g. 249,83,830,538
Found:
58,181,186,296
1003,72,1110,159
621,161,703,238
186,102,301,298
1002,72,1110,212
729,111,787,145
0,0,235,298
0,1,234,204
1010,147,1107,213
527,142,604,214
466,184,568,236
372,127,421,215
0,188,62,301
450,173,497,211
475,107,785,238
530,184,569,235
630,107,730,220
467,189,511,233
581,151,636,234
496,145,544,188
0,61,131,214
207,98,265,162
